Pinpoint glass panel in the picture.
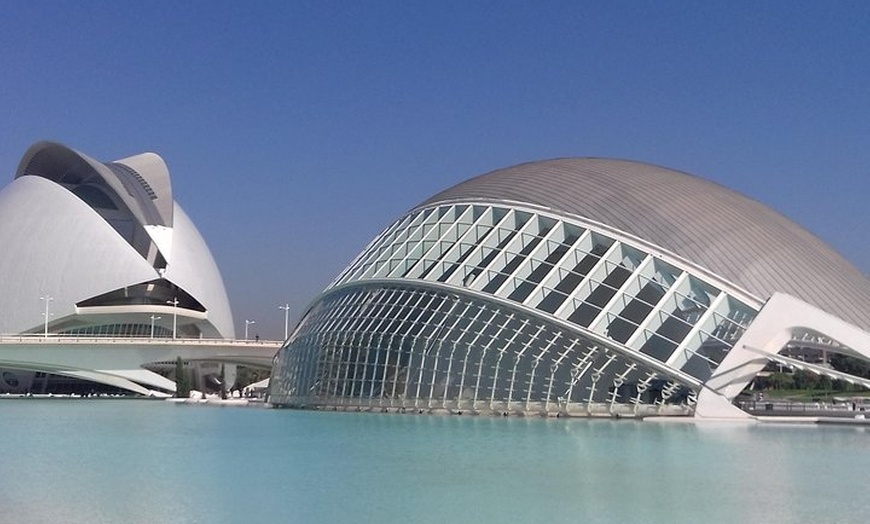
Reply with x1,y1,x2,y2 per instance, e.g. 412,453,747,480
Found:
638,330,678,362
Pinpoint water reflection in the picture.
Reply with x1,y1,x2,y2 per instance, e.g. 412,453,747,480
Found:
0,401,867,524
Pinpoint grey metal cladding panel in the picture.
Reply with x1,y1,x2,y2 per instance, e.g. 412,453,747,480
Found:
419,158,870,331
105,163,163,225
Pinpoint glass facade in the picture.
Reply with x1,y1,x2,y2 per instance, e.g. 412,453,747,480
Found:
59,323,175,338
271,203,758,416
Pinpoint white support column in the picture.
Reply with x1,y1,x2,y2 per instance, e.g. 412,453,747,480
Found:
367,331,384,400
545,337,577,412
442,342,459,408
564,345,598,405
506,320,537,411
426,338,447,408
697,293,870,419
473,310,507,410
525,330,559,411
587,352,617,411
377,332,394,401
490,316,525,411
454,304,491,410
338,332,354,400
400,335,417,402
425,299,463,407
608,362,637,414
489,348,507,411
328,331,345,398
410,294,442,405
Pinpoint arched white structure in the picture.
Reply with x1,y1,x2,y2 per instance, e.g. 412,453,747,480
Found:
0,336,279,396
696,293,870,418
0,141,234,338
270,158,870,419
0,141,237,394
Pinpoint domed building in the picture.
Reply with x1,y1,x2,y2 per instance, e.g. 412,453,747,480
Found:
0,141,236,394
269,158,870,419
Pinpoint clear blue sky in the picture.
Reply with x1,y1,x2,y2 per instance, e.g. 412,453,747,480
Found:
1,2,868,340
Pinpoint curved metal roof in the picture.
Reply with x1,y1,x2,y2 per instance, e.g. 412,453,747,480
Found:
16,141,173,227
420,158,870,331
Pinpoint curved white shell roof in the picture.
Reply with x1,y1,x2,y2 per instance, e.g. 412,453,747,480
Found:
163,203,235,339
0,142,235,338
0,176,158,332
421,158,870,331
17,141,173,228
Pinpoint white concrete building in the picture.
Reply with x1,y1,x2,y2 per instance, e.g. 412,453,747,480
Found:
269,158,870,419
0,141,238,394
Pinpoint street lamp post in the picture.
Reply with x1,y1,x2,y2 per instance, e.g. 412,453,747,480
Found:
279,303,291,340
150,315,162,339
167,297,179,339
40,295,53,338
245,319,256,341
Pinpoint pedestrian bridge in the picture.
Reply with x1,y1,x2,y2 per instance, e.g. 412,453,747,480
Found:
0,335,282,396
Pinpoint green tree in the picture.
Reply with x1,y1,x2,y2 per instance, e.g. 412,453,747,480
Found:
818,375,832,391
175,357,190,398
768,372,794,390
219,364,227,400
829,353,870,379
793,370,820,390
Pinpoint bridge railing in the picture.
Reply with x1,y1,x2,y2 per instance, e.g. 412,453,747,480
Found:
0,334,283,346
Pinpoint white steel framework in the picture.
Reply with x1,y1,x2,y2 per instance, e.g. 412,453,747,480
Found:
271,201,764,416
271,158,870,418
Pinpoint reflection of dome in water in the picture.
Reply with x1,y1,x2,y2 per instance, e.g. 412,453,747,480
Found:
2,372,20,388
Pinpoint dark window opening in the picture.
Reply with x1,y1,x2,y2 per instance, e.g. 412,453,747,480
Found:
483,236,544,294
537,242,609,313
76,279,205,312
71,184,118,210
508,244,570,303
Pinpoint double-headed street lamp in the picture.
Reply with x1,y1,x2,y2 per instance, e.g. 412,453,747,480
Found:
167,297,179,339
279,303,291,340
150,315,162,339
245,319,256,341
40,295,53,338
